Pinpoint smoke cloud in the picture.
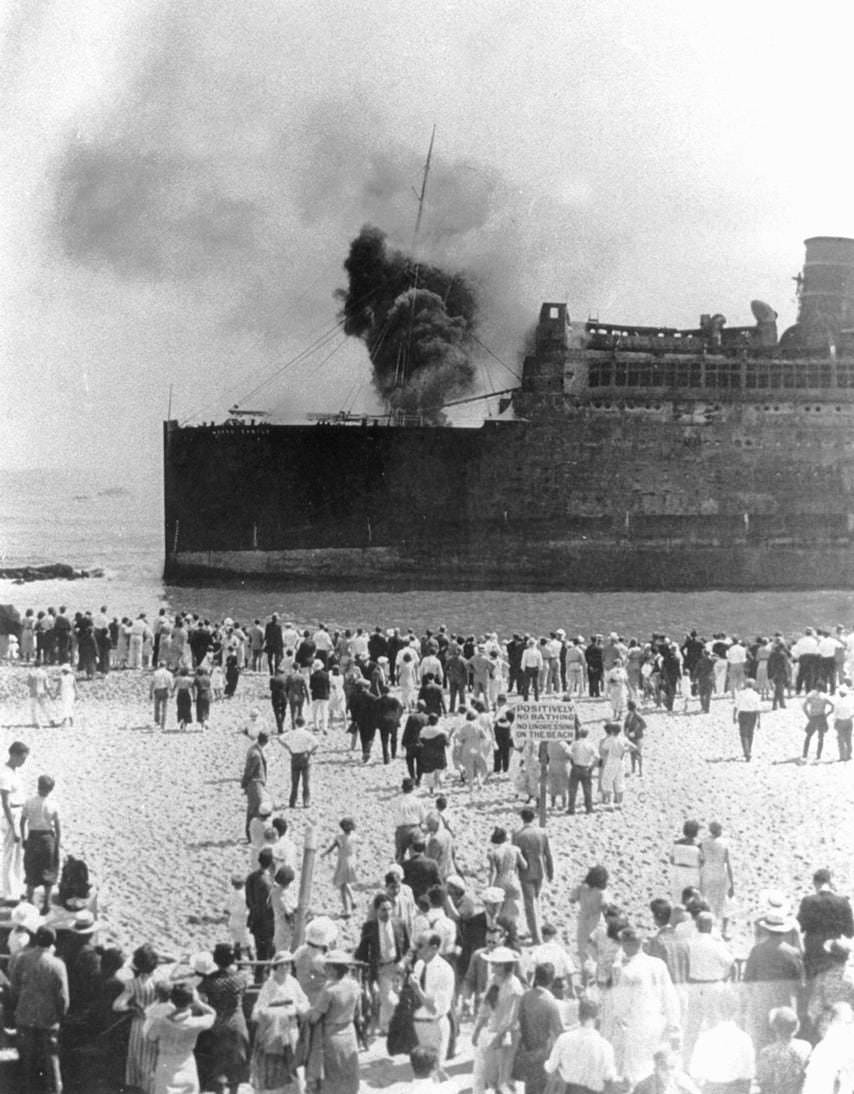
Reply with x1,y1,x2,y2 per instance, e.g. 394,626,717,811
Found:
338,226,477,422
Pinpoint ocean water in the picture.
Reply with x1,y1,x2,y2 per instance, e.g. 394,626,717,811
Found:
2,467,854,635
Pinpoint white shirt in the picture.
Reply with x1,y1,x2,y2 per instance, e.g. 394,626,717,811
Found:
530,940,576,981
521,647,543,670
545,1026,617,1089
726,644,747,664
687,934,733,981
395,795,426,828
313,629,333,652
420,655,443,682
793,635,820,658
378,917,397,963
689,1021,755,1083
835,694,854,721
426,909,457,955
819,636,843,658
413,956,455,1019
734,688,762,713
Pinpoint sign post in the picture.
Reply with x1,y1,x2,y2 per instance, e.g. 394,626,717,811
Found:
292,823,317,949
512,701,579,828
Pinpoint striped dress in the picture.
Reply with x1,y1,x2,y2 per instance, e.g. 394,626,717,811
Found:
123,974,158,1093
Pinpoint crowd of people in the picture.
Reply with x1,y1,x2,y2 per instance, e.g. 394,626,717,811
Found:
4,603,854,1093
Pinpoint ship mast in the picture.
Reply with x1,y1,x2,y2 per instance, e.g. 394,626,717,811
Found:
392,125,436,394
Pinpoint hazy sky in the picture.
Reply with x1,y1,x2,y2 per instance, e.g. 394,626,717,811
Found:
3,0,854,470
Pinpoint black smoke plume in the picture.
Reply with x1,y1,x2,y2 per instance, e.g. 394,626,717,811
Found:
338,226,477,423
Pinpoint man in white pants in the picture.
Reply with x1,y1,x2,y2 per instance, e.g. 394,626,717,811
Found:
411,933,455,1066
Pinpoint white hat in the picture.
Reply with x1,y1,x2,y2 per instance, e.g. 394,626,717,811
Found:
485,946,518,963
305,916,338,947
191,952,217,976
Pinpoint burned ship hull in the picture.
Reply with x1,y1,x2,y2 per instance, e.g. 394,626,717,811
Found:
163,237,854,590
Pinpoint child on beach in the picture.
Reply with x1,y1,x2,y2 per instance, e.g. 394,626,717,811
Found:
322,817,357,917
226,874,255,961
210,663,225,701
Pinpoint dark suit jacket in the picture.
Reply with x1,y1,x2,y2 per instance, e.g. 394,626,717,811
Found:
241,743,267,791
402,854,441,901
513,824,553,884
264,622,283,654
354,918,410,981
245,868,274,936
797,889,854,976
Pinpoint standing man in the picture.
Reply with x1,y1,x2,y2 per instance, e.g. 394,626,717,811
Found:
393,777,426,863
520,639,543,701
513,806,554,944
150,661,174,731
610,927,681,1087
309,660,331,735
797,868,854,1027
410,932,456,1068
275,717,318,809
247,619,265,672
240,731,268,841
269,665,288,734
9,925,69,1094
1,741,29,901
733,679,761,762
245,848,276,975
93,605,111,675
263,613,284,675
355,893,410,1036
802,685,834,763
376,686,404,764
566,728,597,815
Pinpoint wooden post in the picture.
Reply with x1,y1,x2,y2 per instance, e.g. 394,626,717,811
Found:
292,823,318,948
538,741,548,828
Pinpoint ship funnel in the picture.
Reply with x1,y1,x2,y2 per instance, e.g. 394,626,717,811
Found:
798,236,854,342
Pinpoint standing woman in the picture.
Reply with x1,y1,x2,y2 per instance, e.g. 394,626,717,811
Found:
487,826,527,926
144,982,215,1094
113,942,161,1094
196,942,251,1094
598,722,635,809
194,666,212,729
605,657,630,720
418,715,449,795
56,664,77,727
670,820,702,905
755,638,772,701
250,949,309,1094
699,821,735,937
174,667,194,730
568,865,609,967
224,650,241,699
21,610,36,663
308,951,361,1094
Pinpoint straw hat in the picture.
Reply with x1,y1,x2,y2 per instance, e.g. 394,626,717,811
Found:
482,886,505,905
70,910,101,935
272,949,295,965
757,910,797,933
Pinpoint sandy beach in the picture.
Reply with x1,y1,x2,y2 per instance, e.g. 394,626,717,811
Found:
1,663,851,964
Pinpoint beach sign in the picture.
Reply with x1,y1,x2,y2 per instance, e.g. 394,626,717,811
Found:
512,701,577,742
